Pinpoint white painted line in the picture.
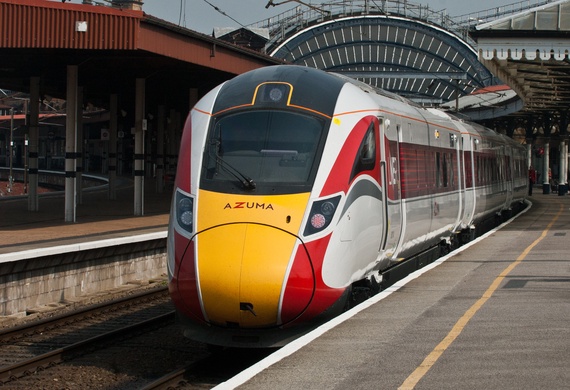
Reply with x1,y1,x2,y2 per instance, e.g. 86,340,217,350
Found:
0,231,168,264
213,201,532,389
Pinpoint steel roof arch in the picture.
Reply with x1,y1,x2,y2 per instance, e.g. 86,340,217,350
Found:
270,15,495,104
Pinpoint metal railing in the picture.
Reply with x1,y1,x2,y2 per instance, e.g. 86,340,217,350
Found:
454,0,555,28
249,0,558,52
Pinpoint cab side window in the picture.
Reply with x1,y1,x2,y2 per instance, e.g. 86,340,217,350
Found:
351,121,376,181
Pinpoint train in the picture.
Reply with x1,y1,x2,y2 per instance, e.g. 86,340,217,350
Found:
167,65,528,348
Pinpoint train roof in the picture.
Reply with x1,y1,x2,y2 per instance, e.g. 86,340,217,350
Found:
330,72,421,107
212,65,346,118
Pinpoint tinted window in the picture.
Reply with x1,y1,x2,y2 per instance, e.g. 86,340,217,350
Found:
350,122,376,181
201,110,326,194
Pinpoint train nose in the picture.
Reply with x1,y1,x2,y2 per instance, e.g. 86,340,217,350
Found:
190,223,312,328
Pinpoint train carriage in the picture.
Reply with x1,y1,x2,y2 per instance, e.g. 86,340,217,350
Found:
167,65,527,348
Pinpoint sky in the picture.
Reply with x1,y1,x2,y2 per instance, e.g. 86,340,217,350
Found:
65,0,550,34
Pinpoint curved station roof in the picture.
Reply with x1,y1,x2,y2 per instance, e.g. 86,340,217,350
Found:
268,13,494,107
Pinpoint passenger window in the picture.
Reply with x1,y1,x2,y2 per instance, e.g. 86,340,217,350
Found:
435,152,441,188
442,153,448,187
449,153,454,187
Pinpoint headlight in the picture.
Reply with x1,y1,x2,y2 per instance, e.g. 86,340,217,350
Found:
304,195,341,236
175,190,194,234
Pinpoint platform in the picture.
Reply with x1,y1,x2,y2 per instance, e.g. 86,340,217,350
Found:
0,180,171,318
219,192,570,389
0,179,171,257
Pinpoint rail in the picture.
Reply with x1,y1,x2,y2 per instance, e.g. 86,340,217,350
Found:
0,287,173,385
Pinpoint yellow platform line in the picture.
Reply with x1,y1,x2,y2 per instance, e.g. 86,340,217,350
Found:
398,202,564,390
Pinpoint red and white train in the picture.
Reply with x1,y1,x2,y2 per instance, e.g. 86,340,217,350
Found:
167,65,527,348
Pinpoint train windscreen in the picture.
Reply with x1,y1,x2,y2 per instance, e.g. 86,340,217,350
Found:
201,110,327,194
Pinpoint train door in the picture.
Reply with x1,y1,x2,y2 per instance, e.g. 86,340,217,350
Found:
377,117,388,251
505,146,514,206
379,118,404,260
463,135,477,225
454,132,464,231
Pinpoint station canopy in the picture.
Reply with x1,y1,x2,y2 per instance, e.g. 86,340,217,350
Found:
471,0,570,114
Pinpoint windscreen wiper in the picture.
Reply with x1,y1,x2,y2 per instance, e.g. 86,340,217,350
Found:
209,140,256,190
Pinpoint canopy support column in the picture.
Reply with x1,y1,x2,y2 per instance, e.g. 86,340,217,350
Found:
65,65,78,222
28,76,40,211
134,78,145,216
109,94,118,200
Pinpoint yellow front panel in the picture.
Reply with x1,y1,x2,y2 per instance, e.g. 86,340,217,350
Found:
197,190,310,233
198,223,300,327
239,223,298,326
197,224,246,325
196,190,310,328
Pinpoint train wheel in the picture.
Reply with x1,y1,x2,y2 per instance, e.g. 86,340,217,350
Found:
347,275,382,309
439,239,451,256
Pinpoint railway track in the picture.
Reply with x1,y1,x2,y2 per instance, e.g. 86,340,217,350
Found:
0,286,274,389
0,286,171,344
0,287,176,387
140,347,276,390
